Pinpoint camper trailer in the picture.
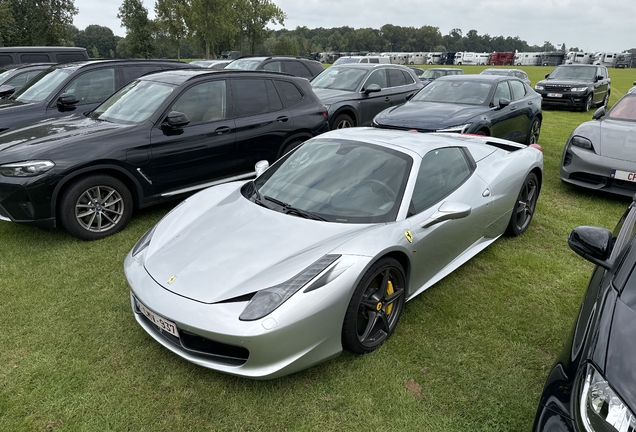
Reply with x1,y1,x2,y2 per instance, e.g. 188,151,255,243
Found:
514,52,544,66
454,52,489,65
408,52,428,64
426,52,442,64
597,52,618,67
388,53,409,64
565,52,593,64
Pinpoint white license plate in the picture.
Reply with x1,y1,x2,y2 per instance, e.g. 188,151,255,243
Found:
611,169,636,183
547,93,563,98
136,298,180,338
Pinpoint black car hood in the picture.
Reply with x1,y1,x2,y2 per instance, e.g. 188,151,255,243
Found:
0,98,36,113
0,115,132,161
605,298,636,411
312,88,358,104
374,101,486,130
537,78,592,87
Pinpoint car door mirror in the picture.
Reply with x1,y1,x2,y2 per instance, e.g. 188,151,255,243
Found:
420,201,472,228
364,84,381,94
57,93,79,107
497,98,511,109
255,160,269,177
163,111,190,129
568,226,613,270
0,85,15,98
592,107,606,120
545,73,550,79
596,75,604,81
406,93,414,101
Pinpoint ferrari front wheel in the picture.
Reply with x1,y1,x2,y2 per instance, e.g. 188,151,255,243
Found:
342,257,406,354
505,172,539,237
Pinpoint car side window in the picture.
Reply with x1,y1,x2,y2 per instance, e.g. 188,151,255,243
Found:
62,68,115,105
493,81,512,103
409,147,473,215
363,69,387,89
262,61,282,72
387,69,407,87
274,80,303,107
233,78,283,116
0,55,13,66
401,70,415,84
171,80,227,126
283,61,305,77
509,80,526,101
20,53,50,63
57,53,87,63
121,66,163,84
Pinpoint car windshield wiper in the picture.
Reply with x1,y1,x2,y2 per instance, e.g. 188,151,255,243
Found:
264,195,328,221
250,182,268,208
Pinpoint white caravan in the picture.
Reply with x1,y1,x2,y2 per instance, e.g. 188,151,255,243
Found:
426,52,442,64
514,52,544,66
565,52,593,64
454,52,489,65
408,52,428,64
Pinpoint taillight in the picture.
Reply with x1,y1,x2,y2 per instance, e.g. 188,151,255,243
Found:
529,144,543,152
320,107,328,121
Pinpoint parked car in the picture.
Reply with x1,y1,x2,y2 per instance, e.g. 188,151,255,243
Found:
418,67,464,86
534,64,611,112
479,68,531,86
225,56,323,79
311,63,423,129
333,56,389,65
0,69,329,240
189,60,231,69
408,66,426,78
0,46,88,67
0,59,193,133
373,75,542,145
124,127,543,379
0,63,53,98
533,198,636,432
560,90,636,197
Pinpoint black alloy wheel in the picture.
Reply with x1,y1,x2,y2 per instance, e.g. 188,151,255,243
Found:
526,117,541,145
342,257,406,354
505,172,539,237
332,113,354,129
60,174,133,240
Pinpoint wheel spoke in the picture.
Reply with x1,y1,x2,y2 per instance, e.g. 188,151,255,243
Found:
97,213,103,231
102,189,116,203
102,197,122,208
86,212,97,229
77,209,96,218
379,270,390,300
359,310,379,342
384,287,404,307
101,212,117,225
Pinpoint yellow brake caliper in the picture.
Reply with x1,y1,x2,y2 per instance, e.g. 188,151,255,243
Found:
386,280,394,315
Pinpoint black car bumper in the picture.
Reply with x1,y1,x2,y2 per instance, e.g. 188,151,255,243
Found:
533,404,576,432
538,91,589,109
0,177,56,228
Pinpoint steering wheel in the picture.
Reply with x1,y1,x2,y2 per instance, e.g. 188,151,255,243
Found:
363,179,395,203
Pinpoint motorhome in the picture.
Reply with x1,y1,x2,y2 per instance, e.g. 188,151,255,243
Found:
408,52,428,64
596,52,618,67
426,52,442,64
488,52,515,65
514,52,544,66
565,52,593,64
540,52,565,66
454,52,489,65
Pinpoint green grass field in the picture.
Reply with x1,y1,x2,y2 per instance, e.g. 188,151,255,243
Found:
1,66,635,431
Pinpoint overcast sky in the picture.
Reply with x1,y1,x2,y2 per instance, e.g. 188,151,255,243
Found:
73,0,635,53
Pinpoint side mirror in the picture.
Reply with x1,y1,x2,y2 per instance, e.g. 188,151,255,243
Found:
421,201,472,228
596,75,604,81
255,160,269,177
406,93,414,101
633,80,636,86
163,111,190,129
57,93,79,107
0,85,15,98
545,73,550,79
497,98,511,109
568,226,613,270
364,84,381,94
592,107,606,120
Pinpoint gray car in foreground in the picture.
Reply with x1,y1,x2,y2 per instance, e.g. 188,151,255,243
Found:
560,91,636,196
124,128,543,379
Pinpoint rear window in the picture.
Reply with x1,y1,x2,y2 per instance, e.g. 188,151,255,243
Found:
19,54,51,63
274,80,303,107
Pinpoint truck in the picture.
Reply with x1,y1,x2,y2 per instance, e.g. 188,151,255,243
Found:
439,52,457,65
408,52,428,64
595,52,618,67
487,52,515,66
454,52,489,65
540,52,565,66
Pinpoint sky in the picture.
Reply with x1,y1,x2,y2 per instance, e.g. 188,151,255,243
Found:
73,0,635,53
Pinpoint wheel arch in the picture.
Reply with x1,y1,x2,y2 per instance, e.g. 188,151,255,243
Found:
530,166,543,194
330,106,358,128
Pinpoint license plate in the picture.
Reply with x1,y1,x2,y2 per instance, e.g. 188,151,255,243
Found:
547,93,563,98
611,169,636,183
135,297,179,338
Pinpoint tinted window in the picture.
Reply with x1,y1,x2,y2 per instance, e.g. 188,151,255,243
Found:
19,54,50,63
608,95,636,121
171,80,227,126
401,70,415,84
410,148,472,214
493,81,511,102
234,78,283,116
265,80,283,111
62,68,115,104
262,61,282,72
364,69,388,89
387,69,407,87
121,65,162,84
0,55,13,67
5,71,41,90
56,53,87,63
282,61,308,78
274,80,303,107
510,80,526,101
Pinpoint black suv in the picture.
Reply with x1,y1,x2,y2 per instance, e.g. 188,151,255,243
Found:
225,56,324,79
534,64,610,111
0,63,53,98
0,59,192,132
0,69,329,239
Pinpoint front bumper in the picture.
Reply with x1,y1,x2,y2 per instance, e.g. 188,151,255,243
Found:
533,403,576,432
124,250,372,379
0,176,57,227
560,144,636,197
537,91,589,110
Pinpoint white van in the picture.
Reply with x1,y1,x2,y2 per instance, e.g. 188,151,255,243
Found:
332,56,390,65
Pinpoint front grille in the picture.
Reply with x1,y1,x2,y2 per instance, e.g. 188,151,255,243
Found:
570,172,606,185
545,85,571,92
610,178,636,192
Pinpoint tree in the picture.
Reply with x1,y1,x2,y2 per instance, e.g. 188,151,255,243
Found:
8,0,77,45
186,0,236,59
83,25,117,58
235,0,285,55
118,0,154,58
155,0,187,60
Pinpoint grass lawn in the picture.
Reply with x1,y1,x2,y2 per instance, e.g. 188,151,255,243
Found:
1,66,634,431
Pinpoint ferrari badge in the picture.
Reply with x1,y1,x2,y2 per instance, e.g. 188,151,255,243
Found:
167,275,177,284
404,230,413,243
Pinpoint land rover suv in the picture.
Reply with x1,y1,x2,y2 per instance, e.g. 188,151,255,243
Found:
534,64,610,112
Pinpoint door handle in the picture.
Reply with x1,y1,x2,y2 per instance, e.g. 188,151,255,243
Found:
482,188,491,197
510,106,516,110
215,126,231,135
528,101,533,105
276,116,289,122
384,97,390,102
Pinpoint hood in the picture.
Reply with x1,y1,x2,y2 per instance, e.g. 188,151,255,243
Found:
0,98,35,114
374,101,486,131
0,115,132,161
604,298,636,411
597,120,636,162
143,183,379,304
312,88,357,104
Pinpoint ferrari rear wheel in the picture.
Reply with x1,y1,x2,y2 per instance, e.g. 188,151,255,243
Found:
505,172,539,237
342,257,406,354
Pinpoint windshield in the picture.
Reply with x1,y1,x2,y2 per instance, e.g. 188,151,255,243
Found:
91,80,175,125
311,68,368,91
608,95,636,122
251,138,412,223
412,79,491,105
13,68,69,103
548,66,596,81
480,69,508,76
422,69,447,79
0,69,13,83
226,58,266,70
333,58,360,65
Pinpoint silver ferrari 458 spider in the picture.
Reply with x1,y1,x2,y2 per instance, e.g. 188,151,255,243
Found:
124,128,543,379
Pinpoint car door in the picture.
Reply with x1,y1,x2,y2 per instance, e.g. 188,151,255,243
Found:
386,68,418,106
406,147,493,295
148,79,238,192
358,68,391,125
46,67,116,116
231,77,293,169
594,67,609,104
489,80,522,142
508,79,533,142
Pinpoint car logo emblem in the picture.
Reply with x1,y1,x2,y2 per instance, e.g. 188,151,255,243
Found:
404,230,413,243
167,275,177,284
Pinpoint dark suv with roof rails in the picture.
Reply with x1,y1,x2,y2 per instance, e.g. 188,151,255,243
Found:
534,64,611,112
225,56,324,79
0,63,54,98
0,59,192,133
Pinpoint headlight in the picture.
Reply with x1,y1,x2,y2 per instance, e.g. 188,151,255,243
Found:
436,124,471,133
571,87,589,92
132,224,158,257
579,364,636,432
571,135,595,151
535,85,545,90
239,254,341,321
0,160,55,177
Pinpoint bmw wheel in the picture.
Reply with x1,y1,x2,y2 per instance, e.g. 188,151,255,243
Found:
331,113,354,129
505,172,539,237
60,174,133,240
342,257,406,354
526,117,541,145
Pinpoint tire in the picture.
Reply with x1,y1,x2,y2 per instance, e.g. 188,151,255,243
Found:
342,257,406,354
582,94,593,112
526,117,541,145
59,174,133,240
601,91,610,108
331,113,354,129
505,172,539,237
